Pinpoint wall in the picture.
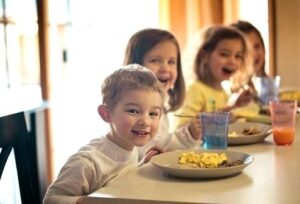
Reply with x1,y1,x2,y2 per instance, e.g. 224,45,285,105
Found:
275,0,300,89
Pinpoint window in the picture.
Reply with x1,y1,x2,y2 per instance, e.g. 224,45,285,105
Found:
0,0,39,89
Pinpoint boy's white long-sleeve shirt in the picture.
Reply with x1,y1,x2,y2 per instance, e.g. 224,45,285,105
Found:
43,137,138,204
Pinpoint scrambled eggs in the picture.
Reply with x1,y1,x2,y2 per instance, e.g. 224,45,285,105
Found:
279,90,300,104
229,131,238,137
178,152,227,168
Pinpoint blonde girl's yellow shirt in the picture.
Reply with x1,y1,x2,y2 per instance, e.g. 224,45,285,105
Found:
175,80,228,128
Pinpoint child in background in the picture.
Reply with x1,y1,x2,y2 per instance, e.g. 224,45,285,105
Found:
230,20,267,78
124,28,201,162
230,20,270,107
43,64,164,204
176,25,253,128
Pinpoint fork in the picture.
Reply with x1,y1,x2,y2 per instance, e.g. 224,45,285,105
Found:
173,114,194,118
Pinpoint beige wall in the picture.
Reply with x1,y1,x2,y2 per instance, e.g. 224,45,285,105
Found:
275,0,300,89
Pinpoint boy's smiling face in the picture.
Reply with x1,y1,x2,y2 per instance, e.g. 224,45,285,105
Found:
107,89,163,151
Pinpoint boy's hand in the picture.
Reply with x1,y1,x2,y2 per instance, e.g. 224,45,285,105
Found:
141,146,165,164
188,115,202,140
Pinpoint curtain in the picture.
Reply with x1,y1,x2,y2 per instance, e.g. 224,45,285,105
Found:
159,0,239,49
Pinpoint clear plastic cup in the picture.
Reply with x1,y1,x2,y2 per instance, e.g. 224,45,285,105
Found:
253,76,281,106
200,112,230,150
269,100,297,145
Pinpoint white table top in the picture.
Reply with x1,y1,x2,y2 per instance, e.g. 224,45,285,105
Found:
83,120,300,204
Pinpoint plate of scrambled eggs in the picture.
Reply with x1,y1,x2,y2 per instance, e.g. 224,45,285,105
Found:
228,122,272,145
150,150,253,179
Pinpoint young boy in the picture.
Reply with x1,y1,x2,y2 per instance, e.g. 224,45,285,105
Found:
43,64,164,204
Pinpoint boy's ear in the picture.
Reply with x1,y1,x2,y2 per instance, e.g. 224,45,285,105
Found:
98,105,112,123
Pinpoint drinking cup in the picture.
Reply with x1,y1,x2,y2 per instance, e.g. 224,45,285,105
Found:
269,100,297,145
253,76,281,106
200,112,229,150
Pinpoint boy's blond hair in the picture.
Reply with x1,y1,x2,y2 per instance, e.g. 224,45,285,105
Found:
101,64,164,110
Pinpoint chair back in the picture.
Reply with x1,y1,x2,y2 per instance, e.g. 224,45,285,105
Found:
0,112,40,204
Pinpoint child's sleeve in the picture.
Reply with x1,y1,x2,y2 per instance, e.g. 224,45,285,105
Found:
43,154,101,204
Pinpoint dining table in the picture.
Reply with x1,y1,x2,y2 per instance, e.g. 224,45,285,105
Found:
82,119,300,204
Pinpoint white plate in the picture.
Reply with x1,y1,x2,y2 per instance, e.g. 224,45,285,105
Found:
228,122,272,145
150,150,253,179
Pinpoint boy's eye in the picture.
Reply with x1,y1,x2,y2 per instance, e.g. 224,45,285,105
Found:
149,111,160,118
127,109,139,114
168,60,177,65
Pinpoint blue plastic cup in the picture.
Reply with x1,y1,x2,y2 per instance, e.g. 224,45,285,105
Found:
200,112,230,150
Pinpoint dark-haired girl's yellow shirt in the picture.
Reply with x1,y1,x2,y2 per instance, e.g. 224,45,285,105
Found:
175,80,228,128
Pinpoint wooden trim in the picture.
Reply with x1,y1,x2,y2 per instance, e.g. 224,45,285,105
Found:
159,0,187,48
37,1,49,100
223,0,239,24
37,0,53,184
268,0,276,76
169,0,187,48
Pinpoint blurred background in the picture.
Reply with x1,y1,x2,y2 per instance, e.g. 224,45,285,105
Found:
1,0,299,202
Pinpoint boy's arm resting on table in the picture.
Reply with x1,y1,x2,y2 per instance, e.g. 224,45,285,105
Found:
43,155,102,204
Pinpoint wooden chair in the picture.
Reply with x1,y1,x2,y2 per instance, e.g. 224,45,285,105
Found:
0,112,40,204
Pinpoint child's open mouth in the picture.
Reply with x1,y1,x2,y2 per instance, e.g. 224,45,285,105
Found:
158,78,168,86
222,67,235,76
254,59,260,66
